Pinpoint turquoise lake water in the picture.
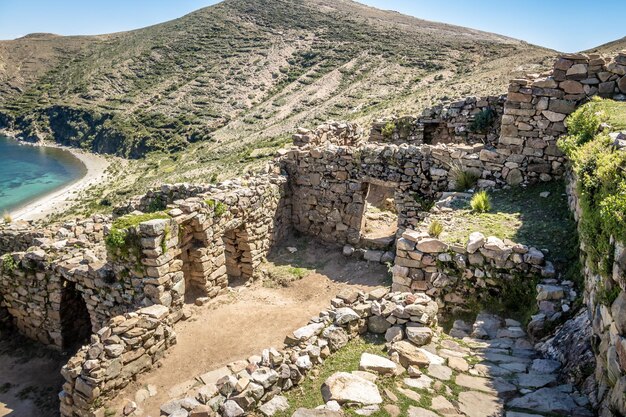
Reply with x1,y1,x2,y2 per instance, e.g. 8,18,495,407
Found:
0,135,86,214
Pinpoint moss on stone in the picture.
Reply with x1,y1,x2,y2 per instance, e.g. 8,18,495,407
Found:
105,212,170,257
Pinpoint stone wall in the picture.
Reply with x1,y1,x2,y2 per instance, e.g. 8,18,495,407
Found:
391,229,574,323
282,142,532,246
292,121,364,147
370,95,505,147
566,174,626,416
59,304,176,417
498,52,626,185
113,183,216,216
157,288,439,417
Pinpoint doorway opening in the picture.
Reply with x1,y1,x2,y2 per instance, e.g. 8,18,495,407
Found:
223,224,253,287
360,182,399,250
60,280,91,352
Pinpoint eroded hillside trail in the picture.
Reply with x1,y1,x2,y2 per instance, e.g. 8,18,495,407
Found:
111,242,388,416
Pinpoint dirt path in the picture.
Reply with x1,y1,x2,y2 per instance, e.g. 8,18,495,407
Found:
0,331,65,417
111,242,388,416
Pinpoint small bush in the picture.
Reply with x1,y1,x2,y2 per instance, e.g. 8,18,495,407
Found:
428,220,444,237
450,164,478,191
2,212,12,223
469,108,496,133
381,121,395,140
1,254,17,273
470,191,491,213
205,199,227,217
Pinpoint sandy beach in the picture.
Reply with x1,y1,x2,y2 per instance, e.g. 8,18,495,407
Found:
9,143,110,222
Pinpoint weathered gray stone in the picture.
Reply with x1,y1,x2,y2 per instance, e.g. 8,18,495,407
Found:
321,372,382,405
359,353,397,375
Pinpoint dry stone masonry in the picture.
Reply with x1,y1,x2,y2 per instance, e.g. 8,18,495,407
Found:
1,50,626,417
370,95,505,147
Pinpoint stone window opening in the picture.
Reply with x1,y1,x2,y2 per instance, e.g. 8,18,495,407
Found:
423,122,452,145
359,181,399,250
223,224,253,287
60,280,92,352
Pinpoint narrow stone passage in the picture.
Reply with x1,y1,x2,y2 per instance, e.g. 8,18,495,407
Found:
402,312,593,417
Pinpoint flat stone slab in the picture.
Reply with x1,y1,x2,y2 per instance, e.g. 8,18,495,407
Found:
359,353,397,375
404,375,433,390
397,387,422,403
456,374,517,397
139,304,170,319
515,372,558,388
321,372,383,405
530,358,561,374
408,406,439,417
459,391,504,417
427,364,452,381
507,387,577,414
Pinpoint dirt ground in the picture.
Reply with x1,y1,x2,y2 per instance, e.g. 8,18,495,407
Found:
109,238,388,416
0,330,66,417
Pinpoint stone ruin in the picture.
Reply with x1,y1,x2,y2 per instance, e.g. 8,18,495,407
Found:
0,50,625,416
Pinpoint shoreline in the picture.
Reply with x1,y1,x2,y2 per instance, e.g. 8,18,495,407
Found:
5,138,111,222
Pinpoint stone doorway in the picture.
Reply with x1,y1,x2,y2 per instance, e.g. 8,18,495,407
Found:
60,280,91,352
360,181,399,250
223,224,253,287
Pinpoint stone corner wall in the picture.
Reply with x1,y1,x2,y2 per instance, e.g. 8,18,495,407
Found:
565,173,626,416
59,304,176,417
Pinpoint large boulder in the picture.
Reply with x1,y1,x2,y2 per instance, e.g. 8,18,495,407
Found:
321,372,383,405
367,316,391,334
415,238,448,253
390,341,429,368
323,326,350,351
405,324,433,346
334,308,360,325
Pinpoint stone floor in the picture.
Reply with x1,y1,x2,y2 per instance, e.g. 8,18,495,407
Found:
405,313,594,417
296,312,593,417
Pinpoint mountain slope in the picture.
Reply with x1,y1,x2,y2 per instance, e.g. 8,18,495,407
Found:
585,36,626,55
0,0,555,158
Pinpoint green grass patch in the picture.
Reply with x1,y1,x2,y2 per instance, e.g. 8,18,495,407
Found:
470,190,491,213
277,335,432,417
105,212,170,255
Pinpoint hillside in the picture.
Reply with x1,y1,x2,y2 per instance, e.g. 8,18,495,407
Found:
0,0,554,158
585,36,626,55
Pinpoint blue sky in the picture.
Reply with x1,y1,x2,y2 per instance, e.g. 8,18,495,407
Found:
0,0,624,52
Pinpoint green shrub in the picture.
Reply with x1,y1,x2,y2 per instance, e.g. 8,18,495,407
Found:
558,97,606,153
559,99,626,276
470,191,491,213
469,108,496,133
2,212,12,223
428,220,444,237
450,164,479,191
1,254,17,273
381,121,395,140
205,199,227,217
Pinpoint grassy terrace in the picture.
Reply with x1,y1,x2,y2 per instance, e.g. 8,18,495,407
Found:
431,180,578,279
